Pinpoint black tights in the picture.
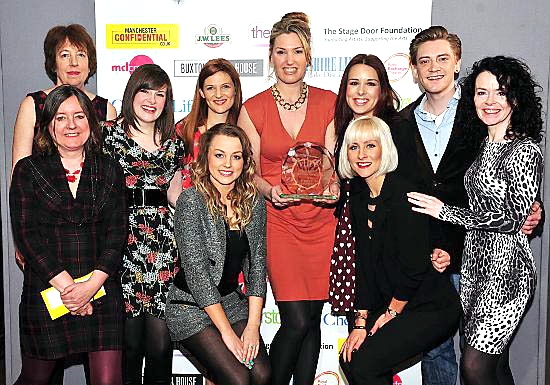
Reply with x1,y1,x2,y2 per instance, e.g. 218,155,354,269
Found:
269,300,324,385
15,350,122,385
180,320,270,385
461,343,514,385
124,313,173,385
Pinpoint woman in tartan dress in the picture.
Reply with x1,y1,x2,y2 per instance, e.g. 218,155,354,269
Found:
10,85,127,385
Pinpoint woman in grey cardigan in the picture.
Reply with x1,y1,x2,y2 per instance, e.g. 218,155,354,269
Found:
166,123,270,385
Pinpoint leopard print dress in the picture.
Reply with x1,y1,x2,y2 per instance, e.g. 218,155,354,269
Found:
439,138,543,354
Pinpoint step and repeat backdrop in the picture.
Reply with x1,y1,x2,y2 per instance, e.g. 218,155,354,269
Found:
95,1,432,384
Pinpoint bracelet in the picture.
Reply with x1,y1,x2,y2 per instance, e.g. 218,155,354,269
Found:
387,307,400,318
353,325,367,330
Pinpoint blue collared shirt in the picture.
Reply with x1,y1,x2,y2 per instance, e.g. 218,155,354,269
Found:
414,86,461,171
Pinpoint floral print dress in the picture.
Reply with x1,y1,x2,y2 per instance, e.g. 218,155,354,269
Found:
102,120,185,319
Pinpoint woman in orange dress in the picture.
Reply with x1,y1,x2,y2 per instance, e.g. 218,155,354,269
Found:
238,11,338,385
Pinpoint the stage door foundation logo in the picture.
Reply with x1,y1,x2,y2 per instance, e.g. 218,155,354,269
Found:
112,55,154,74
196,25,231,48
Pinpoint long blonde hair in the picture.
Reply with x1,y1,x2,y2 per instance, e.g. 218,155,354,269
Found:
192,123,257,230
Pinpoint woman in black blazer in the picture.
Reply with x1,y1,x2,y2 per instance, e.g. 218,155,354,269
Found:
338,116,460,385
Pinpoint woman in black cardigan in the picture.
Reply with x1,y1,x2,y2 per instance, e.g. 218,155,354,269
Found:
338,116,460,385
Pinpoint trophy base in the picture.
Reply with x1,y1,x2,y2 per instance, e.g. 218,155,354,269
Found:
279,194,338,200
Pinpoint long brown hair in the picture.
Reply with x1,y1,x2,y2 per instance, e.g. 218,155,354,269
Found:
119,64,175,144
177,59,242,157
192,123,256,230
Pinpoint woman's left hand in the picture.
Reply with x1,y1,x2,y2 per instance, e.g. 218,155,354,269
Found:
240,324,260,368
407,192,443,218
369,311,395,336
340,329,367,363
60,281,100,312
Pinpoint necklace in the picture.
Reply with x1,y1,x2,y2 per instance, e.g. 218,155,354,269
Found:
271,82,308,111
65,162,84,183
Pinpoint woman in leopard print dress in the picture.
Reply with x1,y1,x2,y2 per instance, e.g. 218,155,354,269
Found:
407,56,543,385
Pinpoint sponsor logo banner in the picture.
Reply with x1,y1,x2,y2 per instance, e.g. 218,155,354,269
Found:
174,59,263,77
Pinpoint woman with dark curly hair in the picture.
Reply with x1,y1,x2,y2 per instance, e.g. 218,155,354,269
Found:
408,56,544,385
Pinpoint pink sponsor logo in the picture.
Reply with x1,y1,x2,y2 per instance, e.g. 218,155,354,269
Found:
393,374,403,385
384,53,410,82
111,55,154,74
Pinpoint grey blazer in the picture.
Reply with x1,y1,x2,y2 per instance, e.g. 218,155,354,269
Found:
166,187,267,340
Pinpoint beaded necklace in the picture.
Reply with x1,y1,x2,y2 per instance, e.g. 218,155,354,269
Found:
65,162,84,183
271,82,308,111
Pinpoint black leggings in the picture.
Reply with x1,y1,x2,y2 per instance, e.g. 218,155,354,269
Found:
123,313,173,385
461,343,514,385
268,300,324,385
179,320,270,385
15,350,122,385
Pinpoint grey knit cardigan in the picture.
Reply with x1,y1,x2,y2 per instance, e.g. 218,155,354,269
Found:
172,187,267,308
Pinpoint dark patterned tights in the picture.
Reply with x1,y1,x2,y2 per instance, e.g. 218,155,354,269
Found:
15,350,122,385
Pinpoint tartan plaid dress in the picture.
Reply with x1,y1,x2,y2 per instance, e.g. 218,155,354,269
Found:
10,153,128,359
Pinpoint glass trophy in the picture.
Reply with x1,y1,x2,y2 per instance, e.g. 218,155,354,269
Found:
280,141,337,200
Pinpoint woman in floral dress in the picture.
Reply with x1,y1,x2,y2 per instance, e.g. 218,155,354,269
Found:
102,64,184,385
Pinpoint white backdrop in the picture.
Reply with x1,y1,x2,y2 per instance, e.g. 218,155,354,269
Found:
95,1,432,384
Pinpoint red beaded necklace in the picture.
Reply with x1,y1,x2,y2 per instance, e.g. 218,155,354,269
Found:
65,162,84,183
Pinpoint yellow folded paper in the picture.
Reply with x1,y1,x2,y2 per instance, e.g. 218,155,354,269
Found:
40,272,106,320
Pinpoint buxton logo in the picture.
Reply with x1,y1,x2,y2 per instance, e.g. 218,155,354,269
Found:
174,59,263,77
171,374,202,385
384,53,410,82
196,25,231,48
112,55,154,74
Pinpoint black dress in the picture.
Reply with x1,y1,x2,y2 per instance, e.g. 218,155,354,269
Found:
341,173,460,385
10,153,127,359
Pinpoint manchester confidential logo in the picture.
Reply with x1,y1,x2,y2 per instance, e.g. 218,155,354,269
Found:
195,24,231,48
106,24,179,49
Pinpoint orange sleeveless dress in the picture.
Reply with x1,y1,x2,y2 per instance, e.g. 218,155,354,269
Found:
244,87,337,301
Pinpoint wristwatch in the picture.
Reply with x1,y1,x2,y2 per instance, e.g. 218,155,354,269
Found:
387,307,400,318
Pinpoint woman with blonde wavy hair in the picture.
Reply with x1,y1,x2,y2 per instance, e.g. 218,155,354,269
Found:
166,123,271,385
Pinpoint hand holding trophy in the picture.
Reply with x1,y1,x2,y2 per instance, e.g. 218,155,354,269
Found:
280,142,337,200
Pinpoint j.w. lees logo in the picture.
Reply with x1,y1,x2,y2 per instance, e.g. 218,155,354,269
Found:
195,24,231,48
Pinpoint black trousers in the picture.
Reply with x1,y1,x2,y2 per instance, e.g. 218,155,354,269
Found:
341,299,460,385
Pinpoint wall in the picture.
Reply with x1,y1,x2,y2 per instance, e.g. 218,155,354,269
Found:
1,0,550,384
433,2,550,383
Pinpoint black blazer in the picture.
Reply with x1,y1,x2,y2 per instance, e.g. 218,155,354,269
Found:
397,95,479,273
350,173,457,312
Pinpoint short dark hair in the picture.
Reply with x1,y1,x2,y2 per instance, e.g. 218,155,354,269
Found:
457,56,543,145
409,26,461,65
120,64,175,144
35,85,102,155
44,24,97,84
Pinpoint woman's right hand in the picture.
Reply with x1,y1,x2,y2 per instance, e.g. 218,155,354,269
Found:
221,330,245,364
340,329,367,363
270,185,300,207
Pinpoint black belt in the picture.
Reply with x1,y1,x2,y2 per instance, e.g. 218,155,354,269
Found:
126,188,168,207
